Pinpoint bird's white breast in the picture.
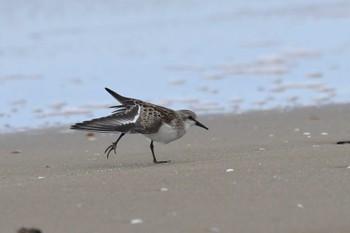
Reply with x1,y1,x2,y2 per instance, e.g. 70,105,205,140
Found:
144,123,186,144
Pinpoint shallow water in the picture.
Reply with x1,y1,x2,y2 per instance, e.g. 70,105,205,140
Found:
1,0,349,132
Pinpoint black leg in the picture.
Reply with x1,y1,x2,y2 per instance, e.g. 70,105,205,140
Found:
337,140,350,145
150,140,169,164
105,133,125,158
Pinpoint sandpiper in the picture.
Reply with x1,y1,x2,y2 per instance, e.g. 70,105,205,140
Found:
71,88,208,164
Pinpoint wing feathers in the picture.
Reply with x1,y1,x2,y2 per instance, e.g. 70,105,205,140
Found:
105,88,128,104
71,105,141,133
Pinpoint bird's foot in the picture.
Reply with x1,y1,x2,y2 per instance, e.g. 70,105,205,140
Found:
154,160,171,164
105,142,118,158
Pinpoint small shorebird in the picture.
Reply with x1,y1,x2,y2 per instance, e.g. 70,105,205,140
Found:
71,88,208,164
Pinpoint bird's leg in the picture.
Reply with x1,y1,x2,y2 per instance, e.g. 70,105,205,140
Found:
337,140,350,145
105,133,125,159
150,140,169,164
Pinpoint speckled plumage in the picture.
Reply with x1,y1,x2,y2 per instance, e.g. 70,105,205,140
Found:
71,87,208,164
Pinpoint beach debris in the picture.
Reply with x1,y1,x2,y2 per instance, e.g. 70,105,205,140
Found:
347,165,350,169
337,141,350,145
11,149,22,154
297,203,304,208
17,227,42,233
303,132,311,136
321,132,328,136
160,187,168,192
258,147,266,151
269,134,274,137
312,145,320,148
86,132,97,141
310,115,320,121
86,132,94,137
294,128,300,132
226,168,234,172
37,176,46,179
130,218,143,224
88,137,97,141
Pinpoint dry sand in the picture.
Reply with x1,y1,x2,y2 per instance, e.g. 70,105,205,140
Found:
1,104,350,233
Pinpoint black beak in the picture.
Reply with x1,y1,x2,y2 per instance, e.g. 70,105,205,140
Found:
195,120,209,130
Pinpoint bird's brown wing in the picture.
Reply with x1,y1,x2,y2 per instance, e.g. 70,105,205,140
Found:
134,102,178,134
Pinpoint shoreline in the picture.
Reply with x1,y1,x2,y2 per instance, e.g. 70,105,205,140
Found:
2,102,349,135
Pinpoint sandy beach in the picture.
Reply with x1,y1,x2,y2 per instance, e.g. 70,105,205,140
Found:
1,1,349,232
1,104,350,233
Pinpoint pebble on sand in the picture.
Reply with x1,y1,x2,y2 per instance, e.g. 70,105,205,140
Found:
11,149,22,154
17,227,42,233
130,218,143,224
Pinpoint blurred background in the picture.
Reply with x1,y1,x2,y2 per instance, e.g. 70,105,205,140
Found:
1,0,349,132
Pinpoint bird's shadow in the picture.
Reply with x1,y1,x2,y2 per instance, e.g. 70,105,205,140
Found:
72,157,199,175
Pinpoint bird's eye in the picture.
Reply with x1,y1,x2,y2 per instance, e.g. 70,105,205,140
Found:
188,116,194,120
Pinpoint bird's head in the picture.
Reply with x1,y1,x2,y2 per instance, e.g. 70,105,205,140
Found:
178,110,209,131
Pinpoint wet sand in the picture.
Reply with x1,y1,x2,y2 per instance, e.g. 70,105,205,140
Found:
1,104,350,233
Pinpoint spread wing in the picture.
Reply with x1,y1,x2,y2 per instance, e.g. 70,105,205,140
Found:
70,105,142,133
71,87,178,134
